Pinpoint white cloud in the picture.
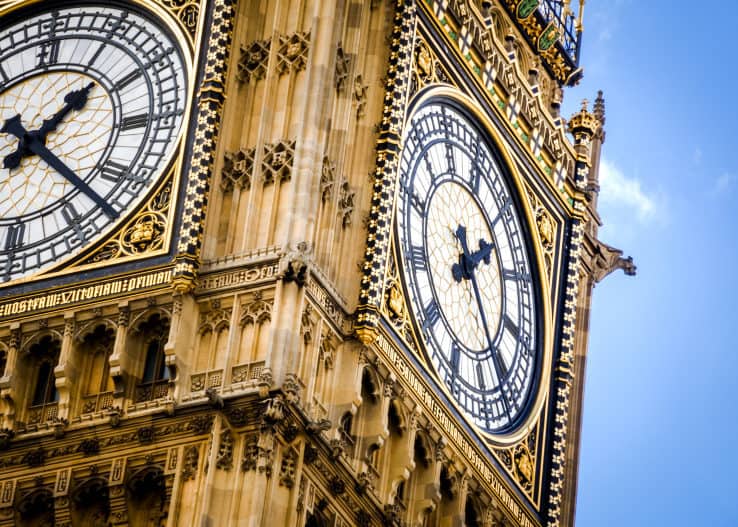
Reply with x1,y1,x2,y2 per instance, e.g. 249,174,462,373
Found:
598,158,658,222
710,173,736,196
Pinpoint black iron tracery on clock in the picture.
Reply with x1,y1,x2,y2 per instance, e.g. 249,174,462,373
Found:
397,100,539,433
0,4,187,283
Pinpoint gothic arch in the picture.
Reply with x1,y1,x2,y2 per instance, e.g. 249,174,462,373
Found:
74,317,118,343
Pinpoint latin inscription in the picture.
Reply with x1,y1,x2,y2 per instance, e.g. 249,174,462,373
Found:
0,269,172,319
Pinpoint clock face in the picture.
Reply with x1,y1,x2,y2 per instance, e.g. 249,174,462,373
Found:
397,101,538,432
0,3,188,283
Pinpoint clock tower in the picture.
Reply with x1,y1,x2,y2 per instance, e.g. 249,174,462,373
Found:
0,1,633,526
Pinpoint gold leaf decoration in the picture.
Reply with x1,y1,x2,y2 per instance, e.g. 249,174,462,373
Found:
156,0,199,43
78,172,173,266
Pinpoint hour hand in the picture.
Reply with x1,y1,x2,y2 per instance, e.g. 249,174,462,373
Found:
2,114,30,169
36,82,94,141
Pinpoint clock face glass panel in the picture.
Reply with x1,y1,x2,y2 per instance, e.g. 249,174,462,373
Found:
397,101,538,432
0,3,188,283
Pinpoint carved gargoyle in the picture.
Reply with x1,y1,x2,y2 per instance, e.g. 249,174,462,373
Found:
593,240,637,283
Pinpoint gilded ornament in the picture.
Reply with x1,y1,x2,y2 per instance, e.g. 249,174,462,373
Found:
417,43,434,78
537,210,555,248
538,22,560,51
516,0,539,19
387,282,404,319
514,444,534,486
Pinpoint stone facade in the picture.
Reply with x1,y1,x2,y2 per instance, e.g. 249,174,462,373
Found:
0,1,630,526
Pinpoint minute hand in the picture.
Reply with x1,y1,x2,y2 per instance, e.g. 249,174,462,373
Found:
26,139,118,219
466,261,511,420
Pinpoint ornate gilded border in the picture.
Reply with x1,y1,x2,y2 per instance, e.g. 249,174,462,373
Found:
0,0,200,290
172,0,237,292
355,0,417,343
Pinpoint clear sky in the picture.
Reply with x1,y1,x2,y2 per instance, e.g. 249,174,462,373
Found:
563,1,738,525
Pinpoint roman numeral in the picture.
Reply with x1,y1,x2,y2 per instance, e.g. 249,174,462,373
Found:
61,202,87,244
445,143,456,175
491,198,513,227
422,300,441,330
100,160,130,182
37,40,60,67
407,245,426,271
3,223,24,251
450,343,461,375
503,269,531,282
120,114,148,131
476,363,486,390
114,69,143,91
503,314,519,339
410,192,425,215
470,165,480,193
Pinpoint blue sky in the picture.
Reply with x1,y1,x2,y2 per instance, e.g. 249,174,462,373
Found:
564,1,738,525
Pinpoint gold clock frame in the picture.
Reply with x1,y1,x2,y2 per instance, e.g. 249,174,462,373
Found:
0,0,201,288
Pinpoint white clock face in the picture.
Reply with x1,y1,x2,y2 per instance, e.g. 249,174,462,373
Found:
0,3,188,283
397,101,538,432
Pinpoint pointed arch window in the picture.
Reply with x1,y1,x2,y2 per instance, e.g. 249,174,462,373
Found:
80,325,116,414
134,314,171,403
26,335,61,425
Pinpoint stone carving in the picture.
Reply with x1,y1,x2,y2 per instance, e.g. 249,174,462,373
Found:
262,139,296,184
216,429,234,471
276,32,310,75
335,43,352,92
240,292,272,326
278,447,298,488
321,156,336,203
221,147,256,191
338,179,355,229
198,300,232,335
182,445,199,480
241,434,259,472
237,39,271,83
353,75,368,118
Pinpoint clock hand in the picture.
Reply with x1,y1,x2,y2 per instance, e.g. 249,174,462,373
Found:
27,139,118,219
452,223,511,421
1,115,117,218
2,82,94,169
35,82,95,143
466,260,511,422
451,225,495,282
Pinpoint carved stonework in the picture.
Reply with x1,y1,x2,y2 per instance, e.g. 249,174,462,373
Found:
301,304,316,344
524,185,556,281
321,157,336,203
237,38,271,83
353,75,368,118
276,32,310,75
493,424,539,498
338,179,355,229
221,147,256,191
198,300,232,335
278,448,298,488
262,140,296,185
182,445,199,480
240,293,272,326
216,429,234,471
241,434,258,472
335,43,352,92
